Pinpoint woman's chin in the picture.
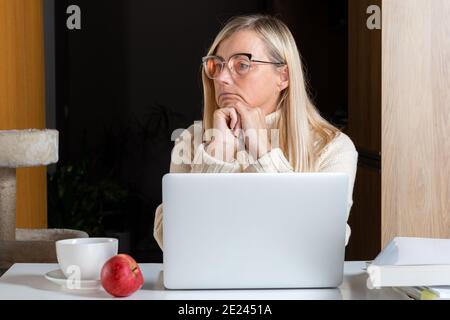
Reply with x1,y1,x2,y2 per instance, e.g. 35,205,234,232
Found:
218,96,243,107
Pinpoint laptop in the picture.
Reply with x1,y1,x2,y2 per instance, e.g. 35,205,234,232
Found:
162,172,349,289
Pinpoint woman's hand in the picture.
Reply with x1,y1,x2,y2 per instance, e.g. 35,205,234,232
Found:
204,107,241,162
213,106,242,138
232,101,272,160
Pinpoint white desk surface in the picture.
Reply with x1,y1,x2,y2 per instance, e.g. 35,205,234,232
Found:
0,261,408,300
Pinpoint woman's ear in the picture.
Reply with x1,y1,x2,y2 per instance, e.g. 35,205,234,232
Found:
278,66,289,91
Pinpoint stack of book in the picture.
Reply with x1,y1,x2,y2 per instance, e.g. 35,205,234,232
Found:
366,237,450,300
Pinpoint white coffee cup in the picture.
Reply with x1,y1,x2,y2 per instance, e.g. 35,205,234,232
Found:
56,238,118,280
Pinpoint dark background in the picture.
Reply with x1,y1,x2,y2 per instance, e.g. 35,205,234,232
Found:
45,0,348,262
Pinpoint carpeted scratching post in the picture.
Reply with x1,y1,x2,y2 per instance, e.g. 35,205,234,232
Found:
0,129,88,270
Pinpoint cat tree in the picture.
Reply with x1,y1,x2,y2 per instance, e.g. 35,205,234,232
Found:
0,129,88,270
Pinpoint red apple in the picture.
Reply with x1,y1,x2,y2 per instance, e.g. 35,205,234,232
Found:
101,254,144,297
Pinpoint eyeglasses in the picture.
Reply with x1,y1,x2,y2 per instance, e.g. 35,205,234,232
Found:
202,53,285,80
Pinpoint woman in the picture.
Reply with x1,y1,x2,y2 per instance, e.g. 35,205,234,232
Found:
153,14,358,250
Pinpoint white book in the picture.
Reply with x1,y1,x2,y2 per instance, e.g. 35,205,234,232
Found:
366,237,450,288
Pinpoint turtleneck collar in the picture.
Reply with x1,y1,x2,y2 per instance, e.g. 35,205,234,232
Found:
264,109,282,128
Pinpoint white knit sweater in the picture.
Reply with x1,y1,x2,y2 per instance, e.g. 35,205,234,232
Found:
153,109,358,250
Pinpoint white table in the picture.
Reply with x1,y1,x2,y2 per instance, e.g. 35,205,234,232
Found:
0,261,408,300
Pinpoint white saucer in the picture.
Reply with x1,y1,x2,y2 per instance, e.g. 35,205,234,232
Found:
44,269,102,290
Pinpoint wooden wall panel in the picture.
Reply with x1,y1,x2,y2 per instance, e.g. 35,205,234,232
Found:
347,0,382,259
348,0,381,153
382,0,450,246
345,166,381,260
0,0,47,228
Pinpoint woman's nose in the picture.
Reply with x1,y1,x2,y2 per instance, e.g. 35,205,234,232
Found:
215,64,234,85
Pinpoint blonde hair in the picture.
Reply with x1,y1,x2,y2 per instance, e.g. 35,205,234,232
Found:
201,14,340,172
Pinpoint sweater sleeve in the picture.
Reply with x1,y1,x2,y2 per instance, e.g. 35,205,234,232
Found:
191,143,241,173
243,148,294,173
317,133,358,246
153,124,240,251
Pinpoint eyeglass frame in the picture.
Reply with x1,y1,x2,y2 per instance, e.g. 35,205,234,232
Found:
201,53,286,79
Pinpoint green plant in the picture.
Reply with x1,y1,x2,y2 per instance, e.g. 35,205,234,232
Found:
47,103,189,239
47,157,129,237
